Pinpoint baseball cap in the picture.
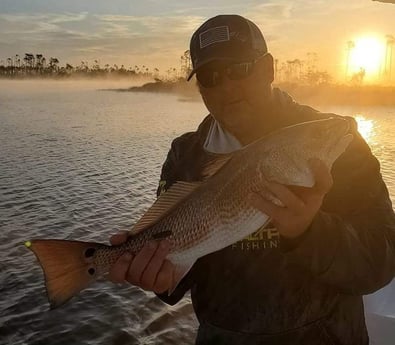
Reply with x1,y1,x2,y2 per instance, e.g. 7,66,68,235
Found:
187,14,268,81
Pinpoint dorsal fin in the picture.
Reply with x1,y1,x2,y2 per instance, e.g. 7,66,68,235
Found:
129,181,202,235
201,152,234,180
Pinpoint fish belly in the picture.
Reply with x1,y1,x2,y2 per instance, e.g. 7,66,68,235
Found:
168,210,269,267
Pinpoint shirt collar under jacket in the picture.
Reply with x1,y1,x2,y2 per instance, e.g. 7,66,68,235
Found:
203,119,243,154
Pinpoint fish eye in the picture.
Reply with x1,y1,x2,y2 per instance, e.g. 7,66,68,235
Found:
88,268,96,276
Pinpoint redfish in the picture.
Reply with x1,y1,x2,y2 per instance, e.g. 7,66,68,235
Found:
25,118,353,308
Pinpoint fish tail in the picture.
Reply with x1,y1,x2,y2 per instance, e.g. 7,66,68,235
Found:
25,239,105,309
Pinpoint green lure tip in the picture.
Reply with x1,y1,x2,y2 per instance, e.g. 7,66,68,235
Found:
24,241,32,248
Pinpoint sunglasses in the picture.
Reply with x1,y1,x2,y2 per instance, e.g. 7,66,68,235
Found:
196,53,268,88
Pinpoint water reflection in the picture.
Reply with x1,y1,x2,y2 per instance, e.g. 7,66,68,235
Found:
354,115,375,143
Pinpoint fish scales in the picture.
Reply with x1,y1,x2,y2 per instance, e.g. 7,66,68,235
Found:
93,156,267,275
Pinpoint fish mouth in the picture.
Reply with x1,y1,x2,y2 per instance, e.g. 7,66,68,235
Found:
325,118,350,143
326,119,353,159
328,117,350,135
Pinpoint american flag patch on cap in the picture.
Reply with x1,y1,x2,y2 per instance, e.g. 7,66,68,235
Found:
199,26,230,49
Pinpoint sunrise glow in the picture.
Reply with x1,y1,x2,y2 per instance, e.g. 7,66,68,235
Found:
347,36,386,82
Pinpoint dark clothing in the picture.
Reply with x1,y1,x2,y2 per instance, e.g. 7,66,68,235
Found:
156,89,395,345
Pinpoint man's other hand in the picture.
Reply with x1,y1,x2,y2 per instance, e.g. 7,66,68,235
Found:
108,231,174,294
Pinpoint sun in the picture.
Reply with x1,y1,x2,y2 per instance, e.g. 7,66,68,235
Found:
347,36,386,82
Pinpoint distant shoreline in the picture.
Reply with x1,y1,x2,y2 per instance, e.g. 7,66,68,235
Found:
281,83,395,107
111,80,395,106
1,77,394,106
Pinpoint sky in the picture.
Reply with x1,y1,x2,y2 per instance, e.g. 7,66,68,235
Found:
0,0,394,83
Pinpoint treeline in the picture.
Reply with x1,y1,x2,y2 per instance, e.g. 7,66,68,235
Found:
0,53,186,80
274,53,330,85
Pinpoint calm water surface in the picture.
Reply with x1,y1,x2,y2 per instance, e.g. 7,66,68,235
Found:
0,81,394,345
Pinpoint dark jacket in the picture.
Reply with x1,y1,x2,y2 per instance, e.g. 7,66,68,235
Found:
156,89,395,345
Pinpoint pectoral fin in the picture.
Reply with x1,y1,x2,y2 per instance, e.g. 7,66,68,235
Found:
168,259,195,296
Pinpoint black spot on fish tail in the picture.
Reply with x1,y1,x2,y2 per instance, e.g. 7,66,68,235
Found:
152,231,172,240
88,268,96,276
84,248,96,258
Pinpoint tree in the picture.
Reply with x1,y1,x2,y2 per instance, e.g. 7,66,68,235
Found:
15,54,20,68
384,35,394,82
49,57,59,72
24,53,34,68
351,67,365,86
286,59,302,82
345,41,355,81
35,54,45,73
180,50,192,78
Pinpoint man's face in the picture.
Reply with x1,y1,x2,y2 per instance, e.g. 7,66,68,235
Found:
197,54,274,144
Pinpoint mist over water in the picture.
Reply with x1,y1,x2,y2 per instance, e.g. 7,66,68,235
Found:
1,78,150,93
0,80,394,345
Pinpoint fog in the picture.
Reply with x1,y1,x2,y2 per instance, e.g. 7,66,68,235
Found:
0,77,152,96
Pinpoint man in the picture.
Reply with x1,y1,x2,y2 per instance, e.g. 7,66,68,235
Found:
109,15,395,344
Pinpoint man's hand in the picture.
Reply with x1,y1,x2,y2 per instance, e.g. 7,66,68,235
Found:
108,232,174,294
250,159,333,239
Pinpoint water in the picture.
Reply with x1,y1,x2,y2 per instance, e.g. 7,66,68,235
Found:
0,80,394,345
